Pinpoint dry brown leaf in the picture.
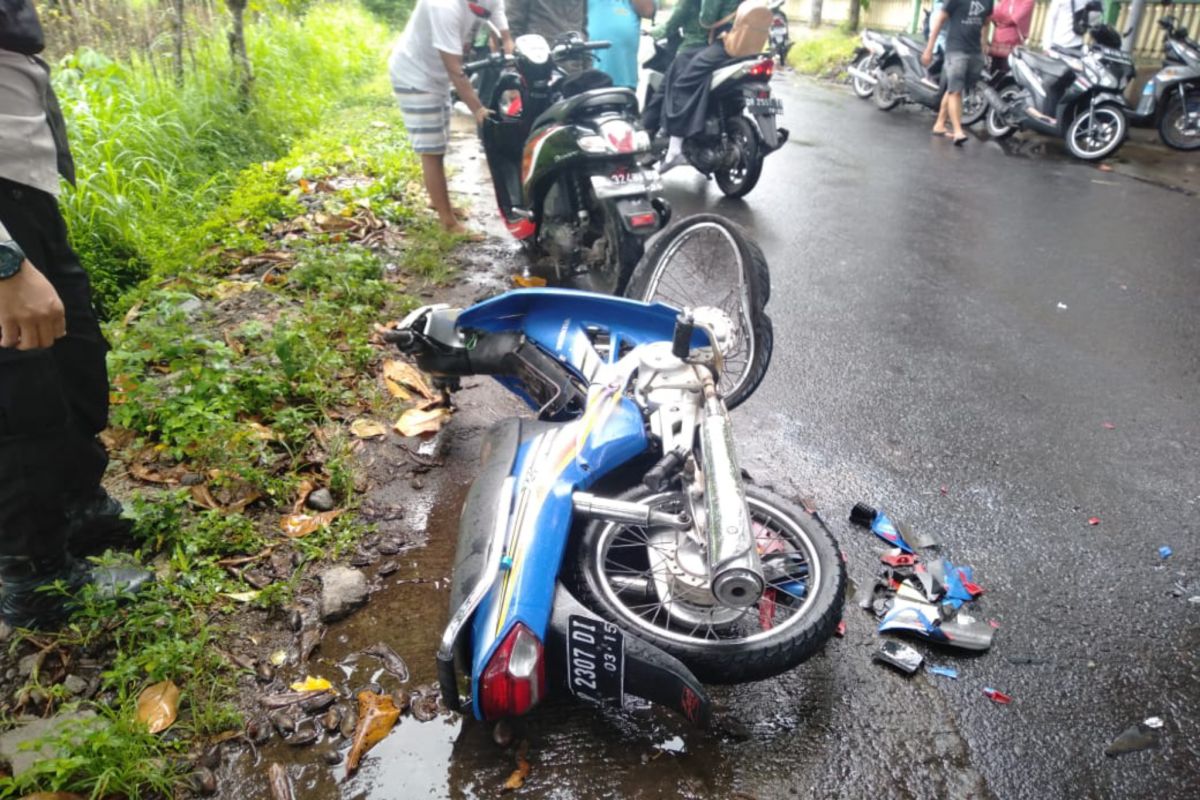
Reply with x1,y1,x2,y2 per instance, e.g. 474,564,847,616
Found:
503,741,532,791
128,450,185,485
280,510,343,538
394,406,452,438
314,212,356,232
136,679,180,734
345,691,401,776
246,421,280,442
292,478,316,514
382,360,435,400
99,427,136,451
190,482,262,513
349,418,389,439
211,280,258,301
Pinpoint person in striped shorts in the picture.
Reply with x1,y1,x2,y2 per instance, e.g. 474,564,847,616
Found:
389,0,513,234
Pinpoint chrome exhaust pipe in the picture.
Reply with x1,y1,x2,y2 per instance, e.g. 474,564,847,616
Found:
698,388,764,608
573,492,692,529
847,65,878,85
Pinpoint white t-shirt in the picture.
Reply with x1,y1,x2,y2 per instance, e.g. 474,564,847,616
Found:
389,0,509,95
1042,0,1083,51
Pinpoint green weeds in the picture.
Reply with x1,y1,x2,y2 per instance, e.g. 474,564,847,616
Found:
786,28,860,76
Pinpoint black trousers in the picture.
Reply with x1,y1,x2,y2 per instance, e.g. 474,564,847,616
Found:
0,177,109,561
644,44,703,137
663,42,732,140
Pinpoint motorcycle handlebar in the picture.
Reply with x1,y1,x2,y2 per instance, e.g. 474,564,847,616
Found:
464,53,510,74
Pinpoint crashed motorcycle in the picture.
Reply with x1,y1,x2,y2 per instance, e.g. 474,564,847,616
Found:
642,37,789,198
871,32,988,125
983,19,1135,161
847,28,895,99
1130,10,1200,151
466,28,669,295
386,234,843,726
769,0,793,66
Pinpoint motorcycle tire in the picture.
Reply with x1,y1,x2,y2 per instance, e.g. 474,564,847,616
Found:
714,117,764,198
1158,87,1200,151
595,212,645,296
1066,103,1127,161
625,213,772,409
985,105,1016,139
873,64,903,110
961,83,989,127
574,485,846,685
851,55,875,99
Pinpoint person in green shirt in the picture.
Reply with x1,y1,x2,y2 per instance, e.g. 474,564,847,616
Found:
643,0,740,142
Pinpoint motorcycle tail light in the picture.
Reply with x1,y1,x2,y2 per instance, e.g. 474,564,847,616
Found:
600,120,637,153
479,623,546,719
748,58,774,79
627,211,658,228
579,134,611,153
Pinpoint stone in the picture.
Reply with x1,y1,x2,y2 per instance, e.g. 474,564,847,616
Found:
306,488,336,512
62,674,89,696
0,620,12,642
0,711,98,776
319,566,368,622
17,651,43,679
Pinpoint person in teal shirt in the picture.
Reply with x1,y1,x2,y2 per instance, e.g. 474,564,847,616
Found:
587,0,656,89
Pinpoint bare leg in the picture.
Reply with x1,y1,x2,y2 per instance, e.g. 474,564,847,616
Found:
948,91,966,140
420,153,465,232
932,93,950,134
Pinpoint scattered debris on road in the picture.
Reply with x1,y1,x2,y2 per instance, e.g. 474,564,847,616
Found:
873,640,923,675
1105,716,1164,756
982,688,1013,705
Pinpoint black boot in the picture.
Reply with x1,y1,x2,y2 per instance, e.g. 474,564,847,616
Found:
65,488,136,557
0,555,153,630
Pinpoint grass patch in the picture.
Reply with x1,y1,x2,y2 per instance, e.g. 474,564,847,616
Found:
786,28,859,76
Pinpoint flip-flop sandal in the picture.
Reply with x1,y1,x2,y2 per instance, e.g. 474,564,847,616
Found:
953,136,969,146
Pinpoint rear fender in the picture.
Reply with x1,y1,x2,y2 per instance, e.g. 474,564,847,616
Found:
546,582,711,726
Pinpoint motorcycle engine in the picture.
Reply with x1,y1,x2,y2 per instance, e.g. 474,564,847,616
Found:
684,137,728,173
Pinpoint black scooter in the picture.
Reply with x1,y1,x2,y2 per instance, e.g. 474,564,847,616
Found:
1130,9,1200,150
983,17,1135,161
871,32,988,125
466,30,669,295
641,36,789,198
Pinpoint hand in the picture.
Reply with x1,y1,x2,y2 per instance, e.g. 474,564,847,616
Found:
921,48,933,66
473,106,493,126
0,260,67,350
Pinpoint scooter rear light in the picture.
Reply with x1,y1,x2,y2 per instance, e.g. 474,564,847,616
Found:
628,211,659,228
479,623,546,719
748,58,774,79
600,120,637,153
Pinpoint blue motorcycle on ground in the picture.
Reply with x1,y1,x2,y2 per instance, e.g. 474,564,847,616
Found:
384,219,845,726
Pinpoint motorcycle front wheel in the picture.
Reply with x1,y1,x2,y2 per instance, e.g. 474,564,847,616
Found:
625,213,772,409
574,485,846,684
1066,103,1127,161
851,55,875,99
1158,87,1200,151
961,83,989,126
873,64,902,110
714,117,764,198
985,90,1019,139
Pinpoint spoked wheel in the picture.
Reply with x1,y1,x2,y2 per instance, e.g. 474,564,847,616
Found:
1066,103,1127,161
575,486,846,684
873,64,902,110
1158,87,1200,151
714,117,763,198
625,213,771,409
851,55,875,99
962,83,989,126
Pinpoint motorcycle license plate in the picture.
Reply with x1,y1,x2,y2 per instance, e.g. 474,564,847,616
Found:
749,97,783,113
565,615,624,704
590,171,662,200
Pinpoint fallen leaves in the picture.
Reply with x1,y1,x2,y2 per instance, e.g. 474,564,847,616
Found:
289,676,334,693
346,691,401,776
382,359,435,401
349,418,389,439
222,590,261,604
394,406,452,437
136,680,181,734
503,741,532,791
279,509,344,538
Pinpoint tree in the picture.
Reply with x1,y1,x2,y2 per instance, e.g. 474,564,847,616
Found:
225,0,253,104
848,0,867,32
167,0,185,86
810,0,823,29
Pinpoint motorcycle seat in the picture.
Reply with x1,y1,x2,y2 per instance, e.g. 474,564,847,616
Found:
532,87,639,130
1019,49,1072,78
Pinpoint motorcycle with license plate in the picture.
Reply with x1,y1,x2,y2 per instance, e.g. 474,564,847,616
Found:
384,220,844,727
870,31,989,125
464,13,669,296
641,35,789,198
768,0,793,66
983,5,1136,161
1129,7,1200,151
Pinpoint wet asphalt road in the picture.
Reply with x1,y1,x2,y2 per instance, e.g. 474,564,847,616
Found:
648,76,1200,799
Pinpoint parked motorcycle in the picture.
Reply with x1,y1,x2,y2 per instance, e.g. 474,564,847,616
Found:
847,28,895,99
1130,11,1200,150
641,37,789,198
983,20,1136,161
769,0,793,66
385,219,844,727
465,31,669,295
871,32,987,124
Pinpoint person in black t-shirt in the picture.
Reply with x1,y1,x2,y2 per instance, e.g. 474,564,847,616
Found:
923,0,994,144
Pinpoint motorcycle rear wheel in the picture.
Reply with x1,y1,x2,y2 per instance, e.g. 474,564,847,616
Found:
1158,88,1200,151
961,83,988,126
625,213,772,409
714,117,763,198
873,64,902,110
574,485,846,684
